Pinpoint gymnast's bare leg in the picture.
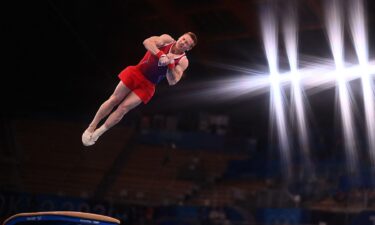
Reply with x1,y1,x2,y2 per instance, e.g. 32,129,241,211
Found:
82,81,142,146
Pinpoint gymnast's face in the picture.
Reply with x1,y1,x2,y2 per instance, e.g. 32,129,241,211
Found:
176,34,195,52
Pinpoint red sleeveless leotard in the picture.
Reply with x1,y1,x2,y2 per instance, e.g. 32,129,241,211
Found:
118,42,185,104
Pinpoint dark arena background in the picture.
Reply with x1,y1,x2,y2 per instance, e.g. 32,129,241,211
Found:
3,0,375,225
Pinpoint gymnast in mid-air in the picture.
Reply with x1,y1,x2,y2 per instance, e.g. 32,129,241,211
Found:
82,32,197,146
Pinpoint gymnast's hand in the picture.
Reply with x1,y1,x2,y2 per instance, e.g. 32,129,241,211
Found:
158,54,170,66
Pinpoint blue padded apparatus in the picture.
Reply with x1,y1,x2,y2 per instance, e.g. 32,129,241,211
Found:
3,211,120,225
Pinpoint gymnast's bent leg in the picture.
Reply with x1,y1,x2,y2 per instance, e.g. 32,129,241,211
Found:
83,91,142,146
82,81,131,146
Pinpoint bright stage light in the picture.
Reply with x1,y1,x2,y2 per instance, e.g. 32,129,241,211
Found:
179,0,375,183
282,0,313,177
325,0,359,174
261,4,292,180
348,0,375,170
192,59,375,104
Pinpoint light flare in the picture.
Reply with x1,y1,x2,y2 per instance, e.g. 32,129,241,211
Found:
261,4,292,180
282,0,313,176
348,0,375,169
325,0,358,173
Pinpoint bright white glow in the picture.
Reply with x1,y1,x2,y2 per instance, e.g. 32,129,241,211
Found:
349,0,368,66
173,0,375,185
282,0,313,176
261,5,292,179
325,0,344,68
325,0,358,173
349,0,375,167
183,60,375,104
282,2,298,73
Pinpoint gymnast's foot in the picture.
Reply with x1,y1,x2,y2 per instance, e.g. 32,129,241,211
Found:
82,130,95,146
